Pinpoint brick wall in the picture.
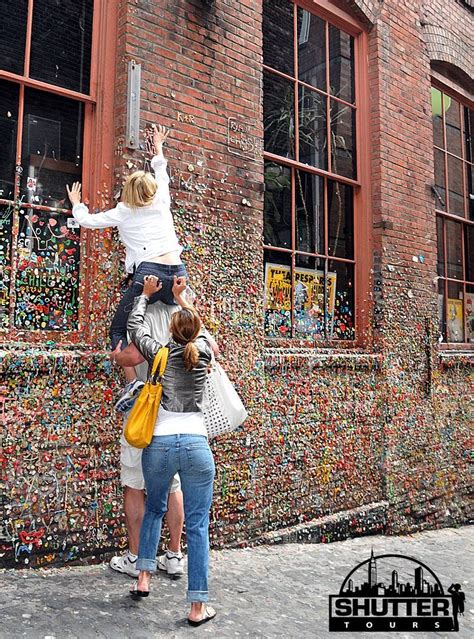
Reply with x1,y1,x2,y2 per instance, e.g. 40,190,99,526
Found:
1,0,472,569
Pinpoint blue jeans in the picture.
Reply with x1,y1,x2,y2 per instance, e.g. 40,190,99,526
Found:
110,261,187,349
137,435,215,603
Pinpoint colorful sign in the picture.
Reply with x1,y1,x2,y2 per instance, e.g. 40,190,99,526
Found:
264,262,336,338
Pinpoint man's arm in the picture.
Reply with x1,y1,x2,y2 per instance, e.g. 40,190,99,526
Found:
126,276,166,363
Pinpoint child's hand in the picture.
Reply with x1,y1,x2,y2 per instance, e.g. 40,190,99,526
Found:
66,182,82,206
152,124,170,151
143,275,162,298
172,275,187,299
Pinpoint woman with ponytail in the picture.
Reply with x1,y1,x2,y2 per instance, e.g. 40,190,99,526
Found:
126,274,217,627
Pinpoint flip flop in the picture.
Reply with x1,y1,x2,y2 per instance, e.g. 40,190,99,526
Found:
187,606,217,627
130,583,149,598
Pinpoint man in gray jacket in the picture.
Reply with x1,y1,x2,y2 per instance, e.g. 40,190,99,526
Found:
109,301,185,578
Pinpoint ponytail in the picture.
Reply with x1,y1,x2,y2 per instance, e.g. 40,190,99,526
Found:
170,306,202,371
183,341,199,371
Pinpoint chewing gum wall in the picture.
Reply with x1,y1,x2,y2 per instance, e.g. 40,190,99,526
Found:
1,0,472,569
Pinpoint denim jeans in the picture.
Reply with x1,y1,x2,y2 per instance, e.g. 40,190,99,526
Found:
110,261,187,349
137,434,215,603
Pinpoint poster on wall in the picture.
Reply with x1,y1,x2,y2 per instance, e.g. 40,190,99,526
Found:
446,297,464,343
264,262,336,339
465,292,474,343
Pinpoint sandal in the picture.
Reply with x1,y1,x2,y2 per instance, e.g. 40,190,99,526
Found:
130,583,149,598
187,605,217,627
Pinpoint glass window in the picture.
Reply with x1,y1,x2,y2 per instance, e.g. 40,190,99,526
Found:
297,8,326,91
263,0,360,341
0,80,19,202
298,86,327,169
434,86,474,343
21,89,84,208
263,0,294,76
14,208,81,330
30,0,94,93
0,204,14,329
0,0,95,334
263,72,295,159
329,25,355,104
0,0,28,75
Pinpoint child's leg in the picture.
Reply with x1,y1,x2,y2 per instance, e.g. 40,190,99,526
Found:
109,281,143,351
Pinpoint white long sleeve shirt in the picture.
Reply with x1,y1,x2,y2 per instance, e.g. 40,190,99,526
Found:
72,155,182,274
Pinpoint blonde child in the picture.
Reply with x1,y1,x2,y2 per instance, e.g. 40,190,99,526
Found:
66,125,186,411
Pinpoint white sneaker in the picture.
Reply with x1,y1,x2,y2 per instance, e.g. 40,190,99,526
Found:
114,379,145,413
109,551,139,577
158,550,185,578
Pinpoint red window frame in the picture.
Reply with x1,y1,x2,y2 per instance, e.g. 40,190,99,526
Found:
262,0,371,348
0,0,117,346
432,79,474,348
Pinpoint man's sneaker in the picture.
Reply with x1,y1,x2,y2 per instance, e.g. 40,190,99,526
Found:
115,379,144,413
158,550,185,578
109,551,139,577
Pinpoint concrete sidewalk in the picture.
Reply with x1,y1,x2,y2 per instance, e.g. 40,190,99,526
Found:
0,526,472,639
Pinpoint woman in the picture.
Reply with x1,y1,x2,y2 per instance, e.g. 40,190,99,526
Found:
127,273,216,627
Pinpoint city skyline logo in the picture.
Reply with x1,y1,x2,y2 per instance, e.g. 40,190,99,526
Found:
329,552,465,632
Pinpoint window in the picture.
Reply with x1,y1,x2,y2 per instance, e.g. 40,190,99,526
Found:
432,86,474,343
0,0,95,333
263,1,364,342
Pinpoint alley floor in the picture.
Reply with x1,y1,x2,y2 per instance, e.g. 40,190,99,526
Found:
0,526,472,639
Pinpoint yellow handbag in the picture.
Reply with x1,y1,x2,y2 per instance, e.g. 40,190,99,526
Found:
124,346,169,449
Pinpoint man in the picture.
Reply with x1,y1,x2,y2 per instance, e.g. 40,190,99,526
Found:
109,293,218,578
109,301,185,578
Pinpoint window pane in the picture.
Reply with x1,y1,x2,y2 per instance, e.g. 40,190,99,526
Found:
264,72,295,159
446,281,464,343
436,216,445,276
464,107,473,162
465,225,474,282
437,279,446,342
0,204,14,329
466,285,474,343
445,219,463,279
431,88,444,148
329,25,355,104
330,99,356,179
264,249,292,338
295,170,324,254
264,162,292,249
297,8,326,92
433,149,446,211
14,207,81,330
0,80,19,202
294,254,325,339
329,260,355,340
447,154,465,217
21,89,83,208
0,0,27,75
30,0,94,93
263,0,294,76
466,163,474,220
298,86,327,169
327,181,353,259
445,97,462,158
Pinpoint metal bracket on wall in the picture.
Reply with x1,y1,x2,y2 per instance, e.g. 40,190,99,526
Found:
126,60,141,149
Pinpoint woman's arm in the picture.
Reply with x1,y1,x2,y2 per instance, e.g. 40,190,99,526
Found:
127,276,165,363
150,124,171,207
67,182,123,229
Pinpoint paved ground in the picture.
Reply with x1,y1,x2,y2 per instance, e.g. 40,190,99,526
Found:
0,526,472,639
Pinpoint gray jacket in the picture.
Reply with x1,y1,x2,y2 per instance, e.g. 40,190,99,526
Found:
127,295,212,413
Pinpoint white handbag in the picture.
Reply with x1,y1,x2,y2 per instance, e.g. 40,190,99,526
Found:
203,361,248,438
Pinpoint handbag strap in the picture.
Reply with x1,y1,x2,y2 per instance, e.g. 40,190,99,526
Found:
150,346,169,384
